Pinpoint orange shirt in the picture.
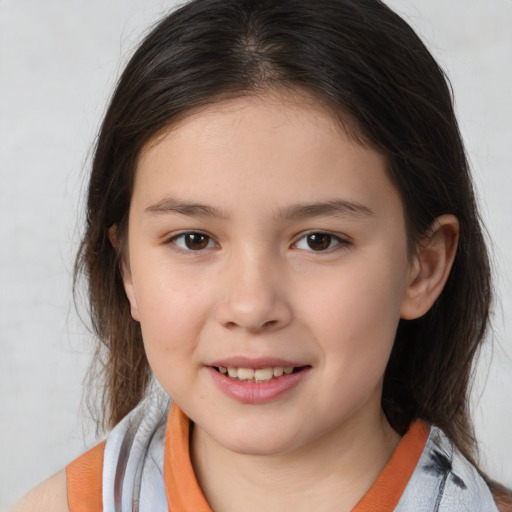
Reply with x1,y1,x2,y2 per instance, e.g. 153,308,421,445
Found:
67,404,429,512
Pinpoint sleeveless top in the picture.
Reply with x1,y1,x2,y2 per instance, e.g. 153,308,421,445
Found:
66,393,500,511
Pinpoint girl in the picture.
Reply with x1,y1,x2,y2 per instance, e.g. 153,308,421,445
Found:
14,0,512,510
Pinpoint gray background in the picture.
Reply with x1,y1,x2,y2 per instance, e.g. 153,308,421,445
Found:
1,0,511,507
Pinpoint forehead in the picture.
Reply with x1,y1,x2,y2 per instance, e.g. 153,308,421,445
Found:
132,91,401,222
140,89,372,164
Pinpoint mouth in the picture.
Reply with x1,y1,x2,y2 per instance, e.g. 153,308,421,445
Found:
213,365,307,383
208,361,311,403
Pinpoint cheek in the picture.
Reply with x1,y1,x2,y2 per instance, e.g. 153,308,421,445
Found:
305,269,403,417
307,253,408,369
132,267,212,363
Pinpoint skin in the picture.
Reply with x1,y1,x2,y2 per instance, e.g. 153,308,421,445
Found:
120,92,458,511
14,91,459,511
12,471,68,512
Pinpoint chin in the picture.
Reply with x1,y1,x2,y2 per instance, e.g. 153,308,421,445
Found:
224,439,293,457
211,423,306,457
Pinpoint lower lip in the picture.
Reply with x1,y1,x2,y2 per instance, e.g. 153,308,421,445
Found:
207,367,310,404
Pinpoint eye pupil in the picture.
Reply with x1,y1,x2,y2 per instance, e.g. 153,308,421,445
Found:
185,233,209,250
307,233,331,251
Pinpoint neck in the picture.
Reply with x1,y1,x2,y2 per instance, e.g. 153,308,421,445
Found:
190,402,400,512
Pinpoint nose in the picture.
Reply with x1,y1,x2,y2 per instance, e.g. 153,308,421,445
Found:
214,250,293,333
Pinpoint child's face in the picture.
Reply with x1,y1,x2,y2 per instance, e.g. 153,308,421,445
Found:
123,92,416,456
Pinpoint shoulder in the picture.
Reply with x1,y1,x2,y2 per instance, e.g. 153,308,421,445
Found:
11,395,170,512
12,470,69,512
66,441,105,512
12,441,106,512
488,480,512,512
496,497,512,512
397,425,502,511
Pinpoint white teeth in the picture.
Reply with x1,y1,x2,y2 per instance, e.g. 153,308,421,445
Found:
237,367,255,380
219,365,297,381
254,367,274,381
273,367,284,377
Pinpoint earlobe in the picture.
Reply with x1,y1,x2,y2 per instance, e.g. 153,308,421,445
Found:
120,259,141,322
109,224,141,322
108,225,118,249
400,214,459,320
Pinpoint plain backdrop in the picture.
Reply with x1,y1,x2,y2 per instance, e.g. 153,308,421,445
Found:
1,0,511,506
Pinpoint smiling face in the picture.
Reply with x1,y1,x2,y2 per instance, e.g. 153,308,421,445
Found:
122,92,417,456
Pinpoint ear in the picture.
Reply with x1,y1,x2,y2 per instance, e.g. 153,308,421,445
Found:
108,225,141,322
400,214,459,320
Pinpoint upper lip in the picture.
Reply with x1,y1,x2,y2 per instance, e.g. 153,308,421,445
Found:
209,356,306,369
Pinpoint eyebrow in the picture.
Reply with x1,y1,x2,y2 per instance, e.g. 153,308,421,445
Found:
276,199,375,221
145,197,226,218
145,197,374,220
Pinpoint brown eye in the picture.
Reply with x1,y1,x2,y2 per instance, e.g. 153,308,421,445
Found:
294,232,345,252
185,233,209,250
172,232,214,251
306,233,332,251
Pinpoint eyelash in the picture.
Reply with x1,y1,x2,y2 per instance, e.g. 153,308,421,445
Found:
168,231,218,252
292,231,350,252
166,230,350,253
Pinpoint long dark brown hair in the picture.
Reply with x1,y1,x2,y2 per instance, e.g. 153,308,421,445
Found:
76,0,492,473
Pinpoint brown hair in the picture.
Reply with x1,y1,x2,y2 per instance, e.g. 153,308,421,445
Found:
76,0,491,468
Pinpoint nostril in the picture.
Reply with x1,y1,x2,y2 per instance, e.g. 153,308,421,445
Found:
252,319,281,333
215,293,293,332
224,319,278,332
